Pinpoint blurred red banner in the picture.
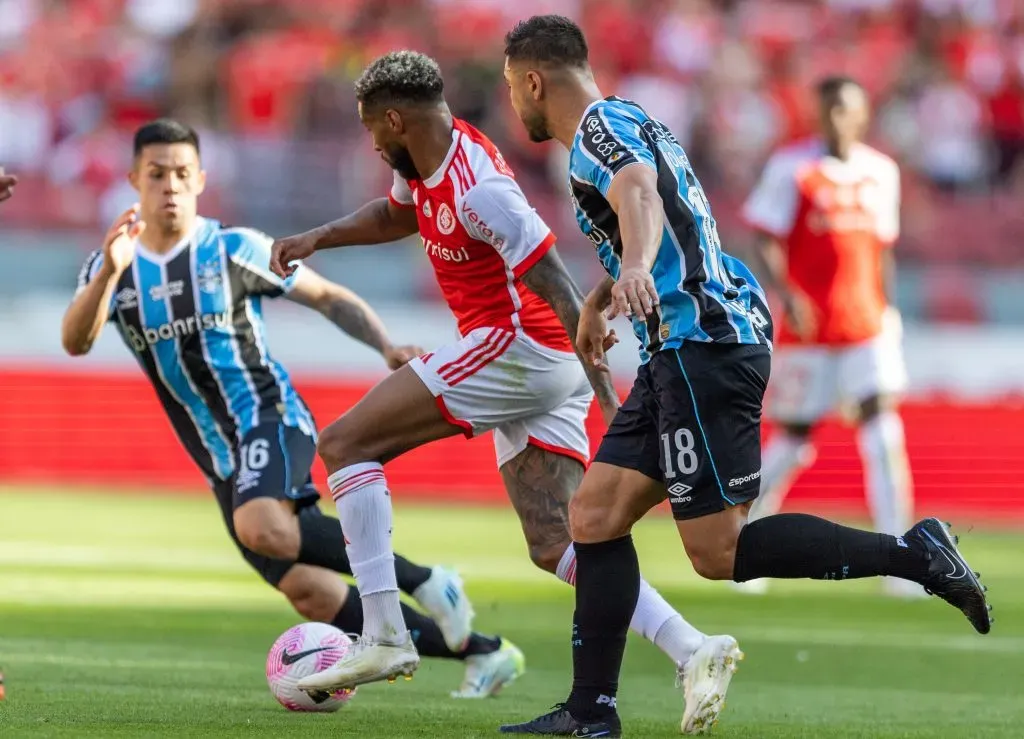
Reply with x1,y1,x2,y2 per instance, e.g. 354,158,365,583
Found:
1,368,1021,522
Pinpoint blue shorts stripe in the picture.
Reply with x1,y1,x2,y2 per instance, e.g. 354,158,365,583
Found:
673,348,735,506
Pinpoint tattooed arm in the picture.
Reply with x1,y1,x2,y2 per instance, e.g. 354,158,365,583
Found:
521,249,621,422
287,267,422,369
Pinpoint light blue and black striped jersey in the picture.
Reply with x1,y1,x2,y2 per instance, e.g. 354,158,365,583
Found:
75,216,315,482
568,97,773,362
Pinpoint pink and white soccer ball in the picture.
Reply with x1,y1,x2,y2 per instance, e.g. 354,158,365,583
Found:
266,622,357,712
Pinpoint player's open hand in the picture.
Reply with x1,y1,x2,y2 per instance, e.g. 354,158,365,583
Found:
271,233,316,279
384,344,423,370
103,205,145,274
783,291,818,342
608,266,658,320
577,303,619,372
0,167,17,203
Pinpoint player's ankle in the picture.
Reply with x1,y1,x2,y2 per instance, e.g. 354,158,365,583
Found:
566,688,618,721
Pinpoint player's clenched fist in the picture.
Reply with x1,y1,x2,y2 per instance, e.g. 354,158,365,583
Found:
103,204,145,274
383,344,424,370
0,167,17,203
608,265,658,320
270,233,316,279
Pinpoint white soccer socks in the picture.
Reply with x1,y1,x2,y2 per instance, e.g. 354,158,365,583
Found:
858,411,913,536
557,543,705,666
329,462,407,644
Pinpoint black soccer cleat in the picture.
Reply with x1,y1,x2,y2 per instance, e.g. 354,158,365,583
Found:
905,518,993,635
499,704,622,737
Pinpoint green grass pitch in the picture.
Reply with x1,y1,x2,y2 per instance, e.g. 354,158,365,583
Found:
0,485,1020,738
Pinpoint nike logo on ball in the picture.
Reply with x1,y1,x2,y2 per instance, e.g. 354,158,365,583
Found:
281,646,332,665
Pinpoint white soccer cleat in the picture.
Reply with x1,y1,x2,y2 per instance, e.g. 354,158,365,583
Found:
729,578,769,595
679,635,743,735
413,566,474,652
296,634,419,693
451,638,526,699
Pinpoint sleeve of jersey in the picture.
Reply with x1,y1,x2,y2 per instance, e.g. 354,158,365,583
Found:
459,177,555,279
75,249,116,320
877,162,901,246
574,103,657,197
388,172,415,209
226,228,302,297
741,154,800,239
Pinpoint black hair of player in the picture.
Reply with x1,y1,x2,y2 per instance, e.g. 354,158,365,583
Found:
504,15,589,68
133,119,200,158
816,76,863,105
354,51,445,111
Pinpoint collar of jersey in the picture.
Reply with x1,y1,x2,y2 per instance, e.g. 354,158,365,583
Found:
420,127,462,190
133,217,204,264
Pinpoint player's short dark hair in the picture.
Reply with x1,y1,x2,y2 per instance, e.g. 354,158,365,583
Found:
354,51,445,110
133,119,200,158
504,15,589,68
817,76,863,103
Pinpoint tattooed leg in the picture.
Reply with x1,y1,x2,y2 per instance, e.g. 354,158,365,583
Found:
500,444,711,670
499,444,582,573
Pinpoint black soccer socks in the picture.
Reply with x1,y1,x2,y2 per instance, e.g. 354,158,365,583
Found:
297,510,432,592
564,535,640,720
732,513,930,582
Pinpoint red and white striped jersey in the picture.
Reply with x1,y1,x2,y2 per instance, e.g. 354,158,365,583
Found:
388,118,571,352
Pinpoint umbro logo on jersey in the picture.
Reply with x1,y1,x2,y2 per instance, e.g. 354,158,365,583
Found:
668,482,692,504
116,287,139,308
436,203,456,235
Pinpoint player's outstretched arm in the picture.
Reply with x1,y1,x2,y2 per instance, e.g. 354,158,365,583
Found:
521,250,620,422
285,267,423,370
604,164,663,320
62,206,144,356
270,199,419,279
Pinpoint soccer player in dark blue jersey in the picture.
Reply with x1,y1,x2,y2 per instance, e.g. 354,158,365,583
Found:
60,119,524,698
499,15,992,737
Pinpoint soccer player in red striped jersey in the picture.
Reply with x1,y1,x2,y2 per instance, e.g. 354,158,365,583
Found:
272,52,736,721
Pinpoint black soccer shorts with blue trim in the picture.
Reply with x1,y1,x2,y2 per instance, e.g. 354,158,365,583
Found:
211,417,322,585
594,342,771,520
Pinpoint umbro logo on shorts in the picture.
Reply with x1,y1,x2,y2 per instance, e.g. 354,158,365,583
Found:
668,482,692,503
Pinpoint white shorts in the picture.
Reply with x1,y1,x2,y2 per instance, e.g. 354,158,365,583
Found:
768,332,908,423
409,327,593,468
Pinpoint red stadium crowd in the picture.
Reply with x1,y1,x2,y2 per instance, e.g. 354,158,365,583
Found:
1,0,1023,272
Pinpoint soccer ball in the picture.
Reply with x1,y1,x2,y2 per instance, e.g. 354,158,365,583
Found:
266,622,357,712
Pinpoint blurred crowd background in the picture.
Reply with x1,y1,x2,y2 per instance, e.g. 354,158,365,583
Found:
2,0,1024,321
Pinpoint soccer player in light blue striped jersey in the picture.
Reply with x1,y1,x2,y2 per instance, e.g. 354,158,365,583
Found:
500,14,992,738
60,119,524,698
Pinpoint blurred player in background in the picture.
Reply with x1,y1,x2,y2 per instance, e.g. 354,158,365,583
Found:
60,119,520,699
272,51,737,728
0,166,16,203
740,76,919,598
500,16,991,738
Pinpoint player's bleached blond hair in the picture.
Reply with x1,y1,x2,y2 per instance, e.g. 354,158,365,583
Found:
354,51,445,110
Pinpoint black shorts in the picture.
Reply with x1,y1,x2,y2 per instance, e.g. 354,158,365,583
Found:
594,342,771,521
212,419,322,586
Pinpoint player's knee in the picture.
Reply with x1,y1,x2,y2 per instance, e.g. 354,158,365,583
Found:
283,577,348,623
234,506,300,560
569,493,629,543
685,542,737,581
316,417,371,470
527,542,567,574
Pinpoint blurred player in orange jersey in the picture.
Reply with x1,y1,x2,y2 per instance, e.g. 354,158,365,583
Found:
741,76,919,598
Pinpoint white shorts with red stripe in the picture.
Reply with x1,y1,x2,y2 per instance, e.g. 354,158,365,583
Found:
409,326,593,468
